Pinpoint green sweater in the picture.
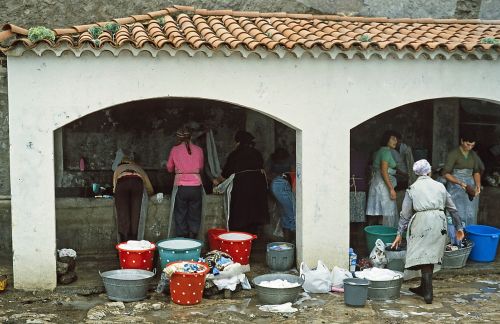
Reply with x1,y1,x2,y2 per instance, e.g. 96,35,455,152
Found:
443,148,481,174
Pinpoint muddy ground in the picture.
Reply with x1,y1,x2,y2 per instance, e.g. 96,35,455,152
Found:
0,269,499,323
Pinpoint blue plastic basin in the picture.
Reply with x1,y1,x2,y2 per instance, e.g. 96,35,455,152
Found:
156,238,203,269
465,225,500,262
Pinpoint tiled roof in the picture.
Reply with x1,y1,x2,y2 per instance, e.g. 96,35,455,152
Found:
1,5,500,60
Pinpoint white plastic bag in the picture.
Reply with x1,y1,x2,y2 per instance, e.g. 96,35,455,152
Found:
300,260,332,293
369,239,388,268
331,266,353,288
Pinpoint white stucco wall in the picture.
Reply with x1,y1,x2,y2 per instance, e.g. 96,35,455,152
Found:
8,51,500,289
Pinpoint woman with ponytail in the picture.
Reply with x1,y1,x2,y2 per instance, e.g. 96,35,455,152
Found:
167,127,204,238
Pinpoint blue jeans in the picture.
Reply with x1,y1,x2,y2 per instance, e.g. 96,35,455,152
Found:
271,176,296,230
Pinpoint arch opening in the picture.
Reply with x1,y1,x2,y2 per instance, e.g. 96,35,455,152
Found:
349,97,500,258
53,96,300,284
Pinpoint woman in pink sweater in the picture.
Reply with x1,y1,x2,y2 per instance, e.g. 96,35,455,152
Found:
166,128,204,238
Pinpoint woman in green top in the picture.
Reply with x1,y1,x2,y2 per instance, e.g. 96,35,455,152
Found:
443,132,482,226
366,130,399,227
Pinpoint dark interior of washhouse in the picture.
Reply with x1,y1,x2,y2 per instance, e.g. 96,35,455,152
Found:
350,98,500,258
52,97,500,287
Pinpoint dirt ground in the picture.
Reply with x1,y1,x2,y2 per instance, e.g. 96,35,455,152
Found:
1,245,499,324
0,273,499,323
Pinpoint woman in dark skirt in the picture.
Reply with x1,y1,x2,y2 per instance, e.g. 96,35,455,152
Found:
215,130,269,234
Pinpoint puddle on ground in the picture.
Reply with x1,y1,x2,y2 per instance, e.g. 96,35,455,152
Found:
61,296,107,310
382,310,409,319
453,293,490,303
479,286,498,293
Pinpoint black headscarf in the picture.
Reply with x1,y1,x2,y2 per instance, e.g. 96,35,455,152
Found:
235,130,255,146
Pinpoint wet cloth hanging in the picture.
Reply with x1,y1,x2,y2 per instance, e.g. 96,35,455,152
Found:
205,130,222,179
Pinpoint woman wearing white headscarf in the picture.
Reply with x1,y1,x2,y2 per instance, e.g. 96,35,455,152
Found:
391,159,464,304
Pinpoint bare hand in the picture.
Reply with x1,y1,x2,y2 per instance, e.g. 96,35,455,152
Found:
456,230,465,241
212,178,220,186
391,235,402,249
475,185,481,196
389,188,397,200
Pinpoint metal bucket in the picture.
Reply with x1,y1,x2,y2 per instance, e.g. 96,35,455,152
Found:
367,273,403,301
442,242,474,269
385,244,406,273
266,242,295,271
100,269,155,302
253,273,304,305
344,278,369,307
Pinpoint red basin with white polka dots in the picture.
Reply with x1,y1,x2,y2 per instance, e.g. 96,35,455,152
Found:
168,261,210,305
217,232,257,265
116,243,156,271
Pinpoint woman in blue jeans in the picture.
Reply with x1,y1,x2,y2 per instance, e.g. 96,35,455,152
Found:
269,148,296,242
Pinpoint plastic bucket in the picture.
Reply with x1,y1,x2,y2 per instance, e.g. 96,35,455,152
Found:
116,243,156,271
217,232,257,265
157,238,203,270
207,228,228,251
364,226,397,252
168,261,210,305
442,242,474,269
465,225,500,262
344,278,369,307
253,273,304,304
100,269,155,302
266,242,295,271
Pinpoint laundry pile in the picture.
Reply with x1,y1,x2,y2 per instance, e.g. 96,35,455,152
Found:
354,267,403,281
257,279,301,288
163,262,207,277
117,240,155,251
203,250,251,294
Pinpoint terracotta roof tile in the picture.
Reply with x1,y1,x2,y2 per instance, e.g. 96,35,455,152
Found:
1,6,499,58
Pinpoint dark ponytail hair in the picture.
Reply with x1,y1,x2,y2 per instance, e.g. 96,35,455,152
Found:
176,128,192,155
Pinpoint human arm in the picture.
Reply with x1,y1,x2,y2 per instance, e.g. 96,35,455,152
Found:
142,174,154,196
380,161,397,200
392,191,413,248
445,191,464,240
473,172,481,195
166,150,175,173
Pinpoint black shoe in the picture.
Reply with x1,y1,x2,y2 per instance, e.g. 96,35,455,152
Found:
409,286,424,297
409,276,424,297
422,272,433,304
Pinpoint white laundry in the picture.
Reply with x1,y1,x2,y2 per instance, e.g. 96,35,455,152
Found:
119,240,154,250
258,279,301,288
354,267,403,281
258,302,298,313
58,248,77,259
212,273,251,291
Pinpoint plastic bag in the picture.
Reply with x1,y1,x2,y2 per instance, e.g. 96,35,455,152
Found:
369,239,388,268
300,260,332,293
331,266,353,288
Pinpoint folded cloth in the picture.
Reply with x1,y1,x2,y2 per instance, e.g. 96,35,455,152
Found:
465,185,476,201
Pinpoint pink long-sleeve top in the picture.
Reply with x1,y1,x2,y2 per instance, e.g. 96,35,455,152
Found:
166,143,204,186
